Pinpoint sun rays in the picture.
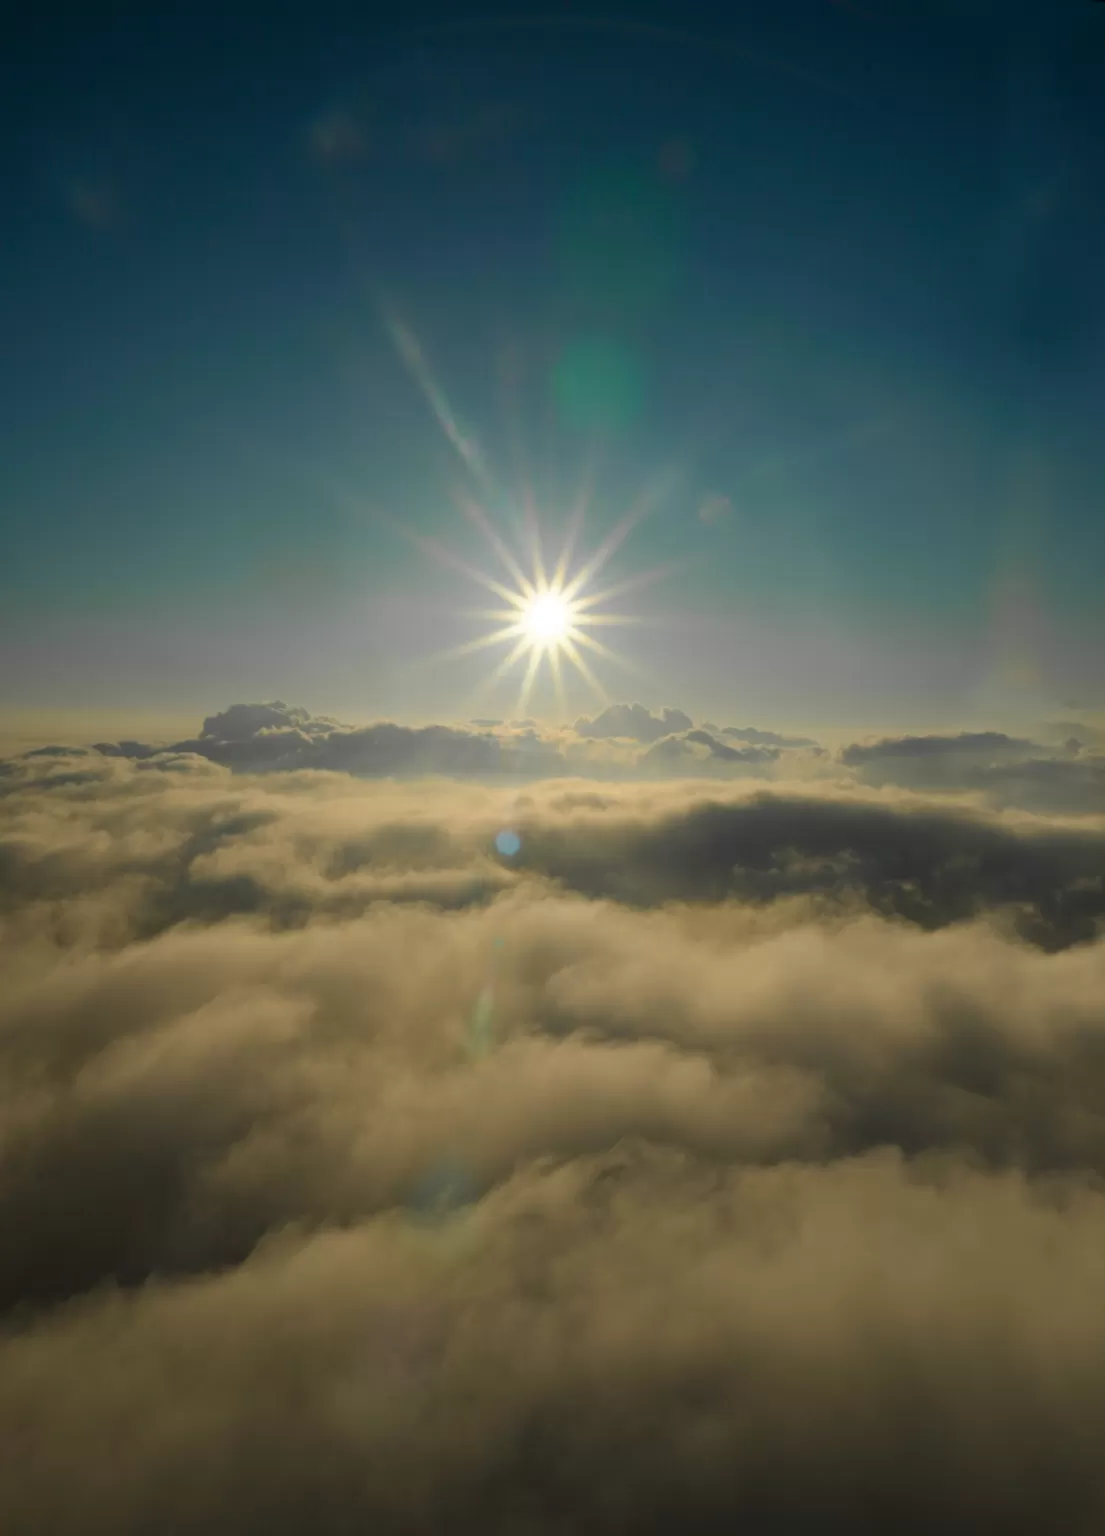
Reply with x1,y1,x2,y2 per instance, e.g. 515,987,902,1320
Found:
416,492,665,719
377,300,686,718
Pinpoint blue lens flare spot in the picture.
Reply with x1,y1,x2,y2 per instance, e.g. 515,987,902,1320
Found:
408,1157,479,1224
495,829,522,858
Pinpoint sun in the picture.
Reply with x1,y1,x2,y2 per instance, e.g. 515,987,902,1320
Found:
410,492,670,720
401,468,686,719
521,589,574,649
373,303,683,717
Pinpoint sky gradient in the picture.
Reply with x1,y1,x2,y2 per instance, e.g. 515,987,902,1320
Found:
3,0,1104,732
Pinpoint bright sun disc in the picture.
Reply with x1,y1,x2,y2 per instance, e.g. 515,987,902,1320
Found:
415,477,667,716
523,590,572,647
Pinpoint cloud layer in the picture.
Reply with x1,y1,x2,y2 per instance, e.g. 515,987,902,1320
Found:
68,699,1105,818
2,710,1105,1531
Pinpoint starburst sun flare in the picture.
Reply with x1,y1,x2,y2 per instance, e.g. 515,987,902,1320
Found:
377,305,686,719
413,486,676,718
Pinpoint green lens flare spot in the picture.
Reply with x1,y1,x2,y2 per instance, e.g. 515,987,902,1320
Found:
553,336,644,432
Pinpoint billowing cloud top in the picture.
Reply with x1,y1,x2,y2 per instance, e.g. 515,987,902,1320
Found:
841,728,1105,815
88,703,568,780
719,723,820,747
200,700,348,741
53,701,1102,819
573,701,693,742
841,729,1040,764
2,730,1105,1532
81,698,813,785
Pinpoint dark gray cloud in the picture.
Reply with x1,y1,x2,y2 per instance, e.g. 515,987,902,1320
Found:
4,751,1105,1529
66,704,1104,818
685,728,776,763
91,704,567,780
639,728,782,774
842,730,1041,766
841,730,1105,815
201,700,348,741
973,754,1105,816
510,790,1105,950
717,724,821,748
23,744,98,759
574,701,694,743
8,699,1105,844
72,700,826,786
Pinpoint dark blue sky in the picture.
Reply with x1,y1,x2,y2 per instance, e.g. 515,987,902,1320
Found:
3,0,1103,730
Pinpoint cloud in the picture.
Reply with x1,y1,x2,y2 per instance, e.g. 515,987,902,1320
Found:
574,702,694,743
88,703,568,780
84,701,812,784
718,724,821,748
971,755,1105,817
10,702,1105,820
638,728,782,775
1035,719,1105,753
200,701,348,741
4,749,1105,1529
842,730,1041,767
513,789,1105,949
841,729,1105,816
4,742,1105,1528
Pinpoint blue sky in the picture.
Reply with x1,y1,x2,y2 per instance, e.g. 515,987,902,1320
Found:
2,0,1103,731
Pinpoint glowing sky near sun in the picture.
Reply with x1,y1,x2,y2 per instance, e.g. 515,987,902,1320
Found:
1,2,1103,728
